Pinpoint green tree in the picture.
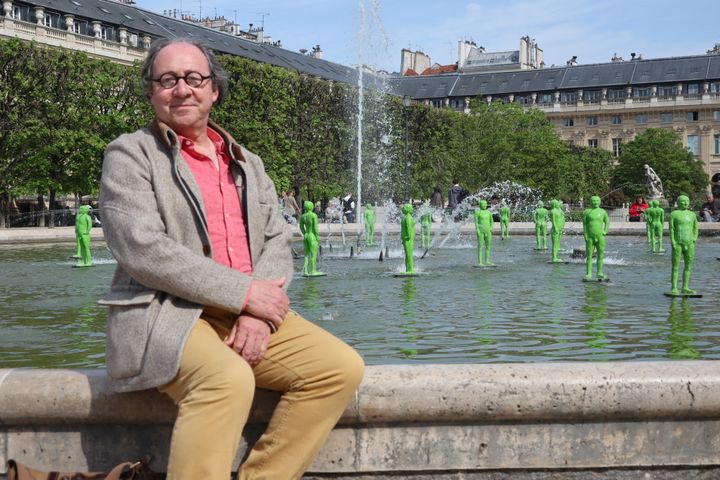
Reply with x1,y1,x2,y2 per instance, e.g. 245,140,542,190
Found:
612,128,708,205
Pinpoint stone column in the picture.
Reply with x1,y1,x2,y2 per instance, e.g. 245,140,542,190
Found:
64,14,74,32
34,6,43,25
91,21,101,38
118,27,127,44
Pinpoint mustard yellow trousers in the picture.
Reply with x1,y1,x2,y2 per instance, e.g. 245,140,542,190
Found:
158,309,364,480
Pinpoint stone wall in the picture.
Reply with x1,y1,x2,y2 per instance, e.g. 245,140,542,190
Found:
2,363,720,478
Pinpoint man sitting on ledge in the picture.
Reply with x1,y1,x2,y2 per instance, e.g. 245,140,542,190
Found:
700,193,720,222
99,38,363,480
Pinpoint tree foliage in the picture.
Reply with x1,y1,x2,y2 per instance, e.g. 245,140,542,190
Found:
612,128,708,205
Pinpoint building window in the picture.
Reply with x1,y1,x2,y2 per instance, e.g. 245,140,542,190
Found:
587,116,598,126
539,93,553,104
608,89,625,101
560,92,577,104
714,111,720,121
612,138,622,157
715,134,720,155
688,111,699,122
687,135,699,155
431,99,442,108
563,118,574,127
661,113,673,123
583,90,601,103
687,84,700,95
101,26,115,40
632,87,651,98
588,139,598,148
711,83,720,94
635,114,647,124
611,115,622,125
658,85,678,97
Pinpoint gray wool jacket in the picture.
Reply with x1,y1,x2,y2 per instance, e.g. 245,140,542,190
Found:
99,119,293,392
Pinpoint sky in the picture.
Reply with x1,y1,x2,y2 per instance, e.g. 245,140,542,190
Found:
134,0,720,74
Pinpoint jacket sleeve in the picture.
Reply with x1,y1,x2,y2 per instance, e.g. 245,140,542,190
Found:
100,133,252,314
247,157,294,288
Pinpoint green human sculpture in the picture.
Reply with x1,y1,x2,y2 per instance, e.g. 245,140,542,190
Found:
499,201,510,240
549,199,566,263
74,205,93,268
647,199,666,253
668,195,699,296
474,199,495,267
364,203,375,246
644,207,652,244
400,203,416,274
582,195,610,281
299,200,325,277
533,200,549,250
420,209,432,249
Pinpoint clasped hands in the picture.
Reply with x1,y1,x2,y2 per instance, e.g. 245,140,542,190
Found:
224,277,288,366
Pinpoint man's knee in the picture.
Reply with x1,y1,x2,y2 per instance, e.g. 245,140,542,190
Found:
206,358,256,404
333,346,365,394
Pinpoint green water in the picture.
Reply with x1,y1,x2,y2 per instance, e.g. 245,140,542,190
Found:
1,236,718,368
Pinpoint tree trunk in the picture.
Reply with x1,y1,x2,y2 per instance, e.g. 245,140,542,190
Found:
48,188,57,228
37,193,45,227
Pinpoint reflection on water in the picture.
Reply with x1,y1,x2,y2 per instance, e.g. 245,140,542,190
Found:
667,298,699,360
0,236,718,368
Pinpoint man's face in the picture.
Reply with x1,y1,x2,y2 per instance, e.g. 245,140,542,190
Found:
149,43,218,136
678,196,689,209
707,194,714,203
590,196,600,208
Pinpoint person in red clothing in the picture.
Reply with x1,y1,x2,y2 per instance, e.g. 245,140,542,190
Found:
628,195,649,222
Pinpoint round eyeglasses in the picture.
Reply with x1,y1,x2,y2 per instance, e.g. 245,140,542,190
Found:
152,71,212,89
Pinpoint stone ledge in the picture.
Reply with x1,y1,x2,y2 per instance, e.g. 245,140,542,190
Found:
2,362,720,476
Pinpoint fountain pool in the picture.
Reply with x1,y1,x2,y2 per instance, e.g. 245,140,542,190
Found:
0,236,718,369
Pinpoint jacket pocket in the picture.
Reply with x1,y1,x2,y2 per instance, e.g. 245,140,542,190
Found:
99,289,161,379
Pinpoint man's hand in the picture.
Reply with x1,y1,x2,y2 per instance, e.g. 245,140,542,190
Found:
245,277,289,328
225,314,271,366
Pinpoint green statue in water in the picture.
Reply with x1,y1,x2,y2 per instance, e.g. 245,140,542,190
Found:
669,195,698,295
474,199,495,266
299,200,324,277
582,196,610,280
499,201,510,240
646,199,666,253
74,205,93,267
364,203,375,246
533,200,548,250
400,203,416,274
549,199,566,263
420,209,432,249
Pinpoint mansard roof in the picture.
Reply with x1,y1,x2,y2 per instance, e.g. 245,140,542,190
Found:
18,0,375,86
389,54,720,99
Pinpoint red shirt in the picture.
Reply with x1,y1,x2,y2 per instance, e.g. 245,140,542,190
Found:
179,128,253,275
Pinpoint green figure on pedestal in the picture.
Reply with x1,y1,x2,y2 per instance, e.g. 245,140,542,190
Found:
533,201,548,250
364,203,375,246
647,199,666,253
474,200,495,267
420,210,432,249
300,200,325,277
668,195,699,296
582,195,610,281
549,199,566,263
400,203,416,274
74,205,93,267
499,201,510,240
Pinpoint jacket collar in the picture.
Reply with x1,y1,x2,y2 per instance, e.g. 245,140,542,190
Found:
148,118,247,162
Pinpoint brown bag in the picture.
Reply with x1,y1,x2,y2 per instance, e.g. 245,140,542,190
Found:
7,458,155,480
